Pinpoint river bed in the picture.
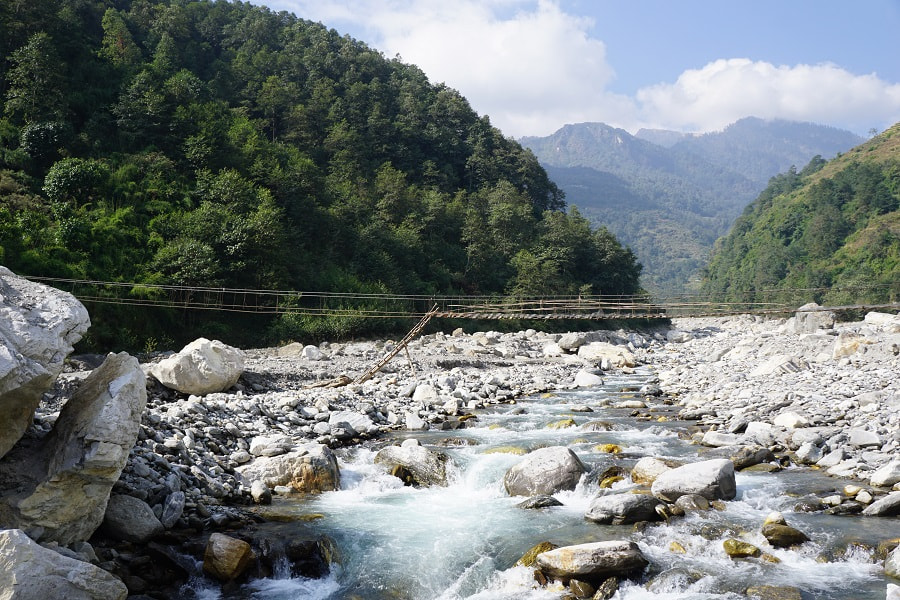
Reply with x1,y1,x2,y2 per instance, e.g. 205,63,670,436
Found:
182,370,899,599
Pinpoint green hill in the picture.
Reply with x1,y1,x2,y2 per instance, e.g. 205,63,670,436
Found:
522,119,864,294
701,123,900,305
0,0,641,350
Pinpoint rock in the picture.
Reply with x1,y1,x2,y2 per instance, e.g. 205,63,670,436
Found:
203,532,254,582
584,492,663,525
592,576,619,600
746,585,803,600
888,583,900,600
772,412,808,429
374,439,449,487
577,342,636,368
723,538,761,558
516,495,563,509
516,541,558,567
149,337,244,395
535,540,648,580
574,369,604,387
730,445,776,470
301,345,323,360
848,428,881,448
795,442,825,465
249,434,293,457
503,446,586,496
761,523,810,548
250,481,272,505
329,410,376,435
862,492,900,517
236,443,340,493
160,491,185,528
405,411,429,431
864,311,900,327
558,333,588,351
666,330,693,343
631,457,675,485
832,331,868,359
701,430,741,447
0,528,127,599
793,303,835,333
674,494,710,513
886,546,900,579
569,579,595,598
0,266,90,460
1,352,147,544
412,383,439,404
101,494,164,543
871,460,900,488
651,459,736,502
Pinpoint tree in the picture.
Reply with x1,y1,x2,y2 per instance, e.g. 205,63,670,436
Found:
98,8,142,71
4,32,66,124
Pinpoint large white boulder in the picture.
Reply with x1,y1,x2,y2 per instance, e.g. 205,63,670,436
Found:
577,342,636,367
793,302,835,333
149,337,244,395
1,352,147,544
651,459,736,502
0,267,90,460
870,460,900,488
0,528,127,600
504,446,586,496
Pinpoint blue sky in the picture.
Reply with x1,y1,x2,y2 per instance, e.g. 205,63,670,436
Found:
252,0,900,138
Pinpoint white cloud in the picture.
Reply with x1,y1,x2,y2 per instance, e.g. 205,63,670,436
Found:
635,59,900,135
259,1,900,137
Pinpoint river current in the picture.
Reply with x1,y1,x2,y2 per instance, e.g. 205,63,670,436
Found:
183,369,900,599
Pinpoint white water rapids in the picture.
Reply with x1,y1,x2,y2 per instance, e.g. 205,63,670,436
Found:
182,371,899,599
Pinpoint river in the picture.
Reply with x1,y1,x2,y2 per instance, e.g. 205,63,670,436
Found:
181,369,899,599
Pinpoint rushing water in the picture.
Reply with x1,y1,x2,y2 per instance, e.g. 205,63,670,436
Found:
185,370,900,599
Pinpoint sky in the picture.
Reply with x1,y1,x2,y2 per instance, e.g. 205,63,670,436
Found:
251,0,900,139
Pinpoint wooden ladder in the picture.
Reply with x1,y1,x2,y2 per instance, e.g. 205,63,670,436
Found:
353,304,438,384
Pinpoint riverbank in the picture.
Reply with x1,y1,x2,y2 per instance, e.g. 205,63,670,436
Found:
13,303,900,597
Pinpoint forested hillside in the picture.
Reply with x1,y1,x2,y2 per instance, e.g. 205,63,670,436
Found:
0,0,641,350
701,123,900,305
522,119,864,294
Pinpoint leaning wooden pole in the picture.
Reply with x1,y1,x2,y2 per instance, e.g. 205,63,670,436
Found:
353,304,438,384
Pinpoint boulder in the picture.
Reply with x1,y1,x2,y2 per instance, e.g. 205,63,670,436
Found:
832,331,868,359
701,431,741,447
0,267,90,460
0,352,147,544
871,460,900,488
250,480,272,505
577,342,636,368
772,412,808,429
761,523,810,548
730,445,776,470
651,459,736,502
249,434,293,457
574,369,604,387
745,585,803,600
723,538,761,558
149,337,244,395
793,303,835,333
558,332,588,351
848,428,881,448
886,546,900,579
535,540,648,580
517,495,563,509
584,493,663,525
203,532,254,582
329,410,377,435
862,492,900,517
374,439,449,487
631,457,675,485
236,443,340,493
504,446,586,496
101,494,164,543
0,528,127,600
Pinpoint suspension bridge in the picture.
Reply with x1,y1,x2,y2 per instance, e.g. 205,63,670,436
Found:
23,276,900,321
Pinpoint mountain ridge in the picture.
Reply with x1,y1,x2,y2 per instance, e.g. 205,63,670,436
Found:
522,117,866,293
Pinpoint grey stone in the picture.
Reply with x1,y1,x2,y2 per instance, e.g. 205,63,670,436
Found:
651,459,736,502
504,446,586,496
102,494,164,543
0,529,127,599
585,493,663,524
535,541,648,579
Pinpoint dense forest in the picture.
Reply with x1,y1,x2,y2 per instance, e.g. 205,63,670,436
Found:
701,123,900,306
0,0,641,350
522,119,864,295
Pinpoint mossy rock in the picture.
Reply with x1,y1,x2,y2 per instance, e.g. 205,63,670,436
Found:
516,541,558,567
723,538,762,558
546,418,577,429
595,443,622,454
599,475,624,488
483,446,528,456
